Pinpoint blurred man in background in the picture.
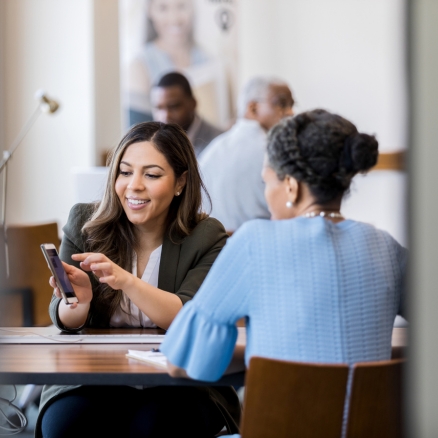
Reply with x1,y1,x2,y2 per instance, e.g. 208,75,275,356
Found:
150,72,224,156
199,76,294,232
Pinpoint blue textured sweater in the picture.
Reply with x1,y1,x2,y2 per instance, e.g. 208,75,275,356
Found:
161,217,407,382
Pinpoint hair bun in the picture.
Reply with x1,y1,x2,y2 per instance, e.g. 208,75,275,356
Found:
345,133,378,173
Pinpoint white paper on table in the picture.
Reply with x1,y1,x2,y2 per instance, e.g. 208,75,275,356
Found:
126,349,167,369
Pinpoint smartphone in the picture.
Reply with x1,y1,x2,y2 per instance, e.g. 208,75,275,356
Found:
40,243,79,305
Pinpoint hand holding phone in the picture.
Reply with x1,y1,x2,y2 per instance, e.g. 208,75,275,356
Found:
41,243,79,305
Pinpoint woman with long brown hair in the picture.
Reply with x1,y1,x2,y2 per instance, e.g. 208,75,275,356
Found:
37,122,241,438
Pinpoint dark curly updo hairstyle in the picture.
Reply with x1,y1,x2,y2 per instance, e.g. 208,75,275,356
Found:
267,109,379,203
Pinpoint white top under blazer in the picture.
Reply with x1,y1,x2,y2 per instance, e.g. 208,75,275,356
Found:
110,245,162,328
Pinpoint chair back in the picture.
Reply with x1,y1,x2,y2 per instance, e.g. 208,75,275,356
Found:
346,358,405,438
240,357,349,438
5,222,60,326
0,225,31,326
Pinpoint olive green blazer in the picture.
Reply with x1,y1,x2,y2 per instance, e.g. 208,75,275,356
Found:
49,203,229,330
37,203,241,437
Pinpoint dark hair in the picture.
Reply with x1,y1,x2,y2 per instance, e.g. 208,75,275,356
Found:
155,72,194,98
267,109,378,203
82,122,208,318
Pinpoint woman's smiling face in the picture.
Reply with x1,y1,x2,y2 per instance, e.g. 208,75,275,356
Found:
115,141,185,231
149,0,193,43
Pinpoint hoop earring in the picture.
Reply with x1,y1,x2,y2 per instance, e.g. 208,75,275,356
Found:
286,201,293,208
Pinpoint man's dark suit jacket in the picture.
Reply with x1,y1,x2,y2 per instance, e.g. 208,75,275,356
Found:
189,116,224,157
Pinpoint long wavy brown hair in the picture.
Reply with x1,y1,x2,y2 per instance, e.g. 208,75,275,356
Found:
82,122,209,319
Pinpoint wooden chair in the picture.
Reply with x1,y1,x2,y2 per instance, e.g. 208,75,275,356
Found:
0,287,33,326
4,222,60,326
239,357,349,438
346,358,405,438
0,226,34,326
391,346,406,359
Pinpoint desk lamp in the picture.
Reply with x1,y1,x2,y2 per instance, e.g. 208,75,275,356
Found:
0,90,60,276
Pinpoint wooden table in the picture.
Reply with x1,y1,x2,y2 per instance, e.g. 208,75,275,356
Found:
0,327,246,387
0,326,406,387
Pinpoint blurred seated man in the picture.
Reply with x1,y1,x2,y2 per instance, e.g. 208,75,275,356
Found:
151,72,224,157
199,76,294,232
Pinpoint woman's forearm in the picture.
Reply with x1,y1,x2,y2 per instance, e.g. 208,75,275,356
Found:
123,275,183,329
167,344,246,379
73,253,183,329
58,301,90,329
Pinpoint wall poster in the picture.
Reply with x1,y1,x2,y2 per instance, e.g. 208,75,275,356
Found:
119,0,239,131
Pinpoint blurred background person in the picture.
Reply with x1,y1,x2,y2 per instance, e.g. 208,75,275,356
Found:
151,72,223,156
127,0,230,129
199,76,294,232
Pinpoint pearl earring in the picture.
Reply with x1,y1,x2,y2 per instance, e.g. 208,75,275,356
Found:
175,192,180,196
286,201,293,208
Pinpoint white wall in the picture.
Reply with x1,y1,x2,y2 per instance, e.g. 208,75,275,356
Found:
93,0,123,165
342,170,407,246
0,2,6,154
0,0,122,230
0,0,407,243
1,0,94,229
238,0,408,244
238,0,408,153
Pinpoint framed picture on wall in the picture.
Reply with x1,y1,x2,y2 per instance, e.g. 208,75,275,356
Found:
119,0,239,130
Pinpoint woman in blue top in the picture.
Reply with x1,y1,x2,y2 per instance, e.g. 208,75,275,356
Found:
160,109,407,385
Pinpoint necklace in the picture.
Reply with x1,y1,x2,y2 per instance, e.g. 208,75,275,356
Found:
302,211,344,219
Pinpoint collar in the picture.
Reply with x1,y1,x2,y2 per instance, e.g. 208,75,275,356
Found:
233,117,267,133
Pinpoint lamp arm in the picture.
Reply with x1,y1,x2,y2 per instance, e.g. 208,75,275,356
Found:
0,95,58,278
0,105,42,174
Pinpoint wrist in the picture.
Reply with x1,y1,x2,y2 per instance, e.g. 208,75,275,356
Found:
60,300,90,311
122,272,137,293
57,299,90,330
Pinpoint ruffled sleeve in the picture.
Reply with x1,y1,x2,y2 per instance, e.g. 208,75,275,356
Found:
160,302,238,381
161,220,257,381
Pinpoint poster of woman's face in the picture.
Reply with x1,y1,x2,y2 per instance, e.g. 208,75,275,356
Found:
119,0,238,130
